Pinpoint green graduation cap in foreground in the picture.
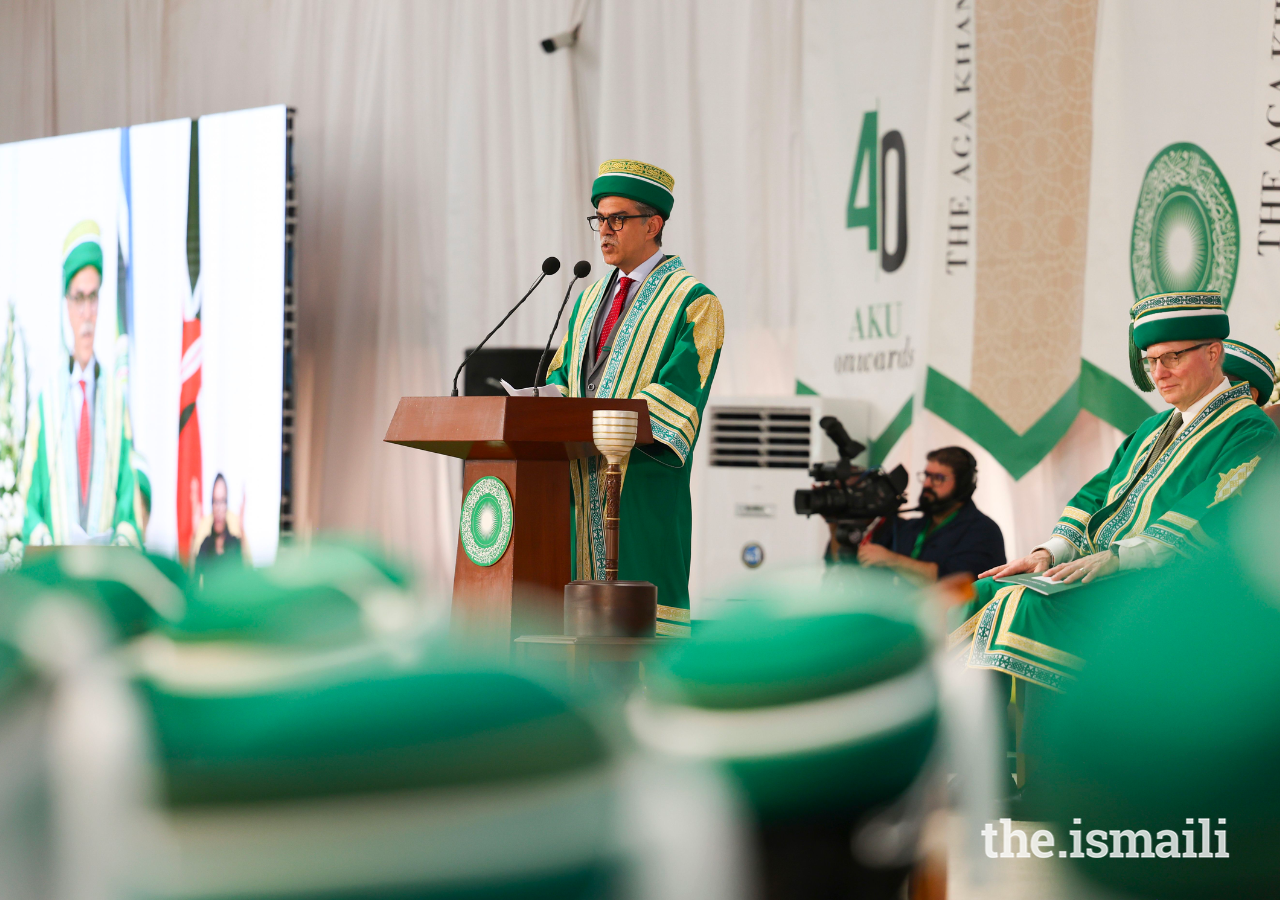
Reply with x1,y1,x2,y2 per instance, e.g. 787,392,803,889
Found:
627,569,938,897
1038,456,1280,898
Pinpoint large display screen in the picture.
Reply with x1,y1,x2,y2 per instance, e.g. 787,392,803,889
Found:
0,105,287,570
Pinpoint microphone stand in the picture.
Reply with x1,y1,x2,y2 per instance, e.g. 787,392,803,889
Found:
450,268,553,397
533,275,582,396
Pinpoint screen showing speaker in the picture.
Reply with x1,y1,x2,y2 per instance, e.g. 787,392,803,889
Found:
0,105,288,571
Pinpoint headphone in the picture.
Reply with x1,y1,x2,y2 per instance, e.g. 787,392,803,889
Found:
930,447,978,504
954,450,978,504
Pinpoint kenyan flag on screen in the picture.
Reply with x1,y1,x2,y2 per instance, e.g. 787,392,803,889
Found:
177,120,202,567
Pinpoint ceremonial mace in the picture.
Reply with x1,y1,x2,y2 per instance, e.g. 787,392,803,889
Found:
562,409,659,636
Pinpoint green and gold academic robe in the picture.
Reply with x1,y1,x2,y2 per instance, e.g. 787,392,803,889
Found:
19,355,141,548
546,255,724,636
949,381,1277,690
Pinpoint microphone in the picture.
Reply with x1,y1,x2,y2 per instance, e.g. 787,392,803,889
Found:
451,257,560,396
534,260,592,396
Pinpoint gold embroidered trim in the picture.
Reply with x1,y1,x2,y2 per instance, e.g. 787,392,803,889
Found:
658,604,690,623
1094,388,1247,542
17,397,42,500
47,390,67,544
685,293,724,389
946,603,989,651
644,383,699,430
569,458,593,577
1209,455,1261,507
597,264,681,400
1129,396,1252,535
568,277,609,395
1109,429,1161,503
1054,519,1089,545
597,159,675,192
618,273,695,398
99,372,122,535
990,587,1085,671
62,219,101,255
1061,506,1091,524
646,399,697,446
547,336,566,376
624,276,696,396
1161,511,1199,530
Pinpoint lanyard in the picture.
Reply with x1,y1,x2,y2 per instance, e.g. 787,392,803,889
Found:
911,508,959,560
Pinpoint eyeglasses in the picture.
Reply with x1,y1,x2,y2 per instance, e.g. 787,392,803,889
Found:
587,213,651,233
67,289,99,307
1143,342,1213,373
917,470,951,485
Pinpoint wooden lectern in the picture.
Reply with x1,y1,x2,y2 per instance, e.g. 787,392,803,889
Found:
383,396,652,654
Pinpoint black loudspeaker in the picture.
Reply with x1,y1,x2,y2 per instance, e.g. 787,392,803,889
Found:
461,347,551,396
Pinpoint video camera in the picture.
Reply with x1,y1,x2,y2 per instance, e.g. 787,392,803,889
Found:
793,416,909,549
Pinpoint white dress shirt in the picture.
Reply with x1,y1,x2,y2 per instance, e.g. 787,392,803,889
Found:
1036,376,1232,571
619,248,665,298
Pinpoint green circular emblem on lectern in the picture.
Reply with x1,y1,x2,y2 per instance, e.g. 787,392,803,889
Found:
1131,142,1238,306
460,476,513,567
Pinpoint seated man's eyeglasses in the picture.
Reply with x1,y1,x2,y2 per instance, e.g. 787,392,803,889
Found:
587,213,651,233
1143,342,1213,373
917,470,952,485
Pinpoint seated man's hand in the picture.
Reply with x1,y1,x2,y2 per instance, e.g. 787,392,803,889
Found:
857,542,897,568
978,548,1052,581
1044,550,1117,584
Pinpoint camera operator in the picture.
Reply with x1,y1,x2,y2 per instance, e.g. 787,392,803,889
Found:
851,447,1006,583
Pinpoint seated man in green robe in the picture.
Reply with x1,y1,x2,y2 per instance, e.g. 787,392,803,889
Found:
1222,338,1277,407
545,160,724,637
949,292,1277,690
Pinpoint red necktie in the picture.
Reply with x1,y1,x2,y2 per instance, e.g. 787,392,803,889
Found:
77,378,91,507
596,276,634,361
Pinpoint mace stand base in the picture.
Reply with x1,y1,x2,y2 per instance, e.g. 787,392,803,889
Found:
564,580,658,637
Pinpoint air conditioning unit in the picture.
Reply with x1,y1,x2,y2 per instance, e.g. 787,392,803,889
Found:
688,396,870,619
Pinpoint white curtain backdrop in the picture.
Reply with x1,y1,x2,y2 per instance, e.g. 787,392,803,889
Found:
0,0,809,595
0,0,1138,593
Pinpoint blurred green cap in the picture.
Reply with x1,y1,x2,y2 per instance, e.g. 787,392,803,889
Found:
1039,456,1280,897
628,569,937,818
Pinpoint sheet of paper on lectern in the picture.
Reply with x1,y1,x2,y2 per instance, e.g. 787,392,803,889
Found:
499,379,564,397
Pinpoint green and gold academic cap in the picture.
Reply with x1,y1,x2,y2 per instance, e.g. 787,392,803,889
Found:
19,546,187,639
0,572,117,895
62,219,103,296
176,537,419,647
591,159,675,219
0,575,43,703
1222,338,1276,405
1038,456,1280,898
1128,291,1229,391
130,658,627,899
627,569,936,821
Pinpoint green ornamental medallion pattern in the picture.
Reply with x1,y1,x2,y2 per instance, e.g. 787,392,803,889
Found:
460,476,513,567
1131,142,1238,306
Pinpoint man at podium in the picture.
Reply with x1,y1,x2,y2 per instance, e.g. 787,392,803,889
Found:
545,159,724,636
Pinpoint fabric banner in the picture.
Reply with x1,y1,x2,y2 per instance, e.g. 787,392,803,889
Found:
920,0,1100,481
797,0,1106,481
1082,0,1280,411
797,0,1121,557
796,0,937,465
